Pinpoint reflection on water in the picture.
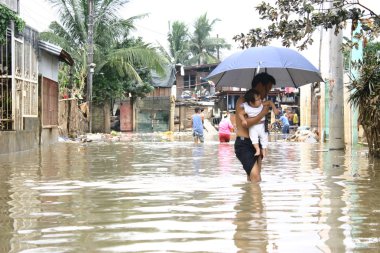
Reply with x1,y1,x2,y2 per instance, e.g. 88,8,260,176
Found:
234,183,267,253
0,133,379,253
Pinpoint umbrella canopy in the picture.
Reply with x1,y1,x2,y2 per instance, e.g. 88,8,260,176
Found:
207,46,323,88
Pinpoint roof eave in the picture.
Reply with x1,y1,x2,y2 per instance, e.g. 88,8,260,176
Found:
38,40,74,66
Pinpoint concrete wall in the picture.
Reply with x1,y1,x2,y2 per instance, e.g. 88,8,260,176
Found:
0,117,39,154
38,51,59,82
40,127,59,146
299,84,312,127
301,76,362,145
92,103,111,133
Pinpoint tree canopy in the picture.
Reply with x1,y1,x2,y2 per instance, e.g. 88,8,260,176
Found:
40,0,167,103
167,21,190,64
167,13,231,66
234,0,380,50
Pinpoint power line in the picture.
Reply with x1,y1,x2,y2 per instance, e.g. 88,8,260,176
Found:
134,24,168,37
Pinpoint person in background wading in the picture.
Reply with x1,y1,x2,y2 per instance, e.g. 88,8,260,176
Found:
191,107,204,143
234,73,276,182
218,111,234,143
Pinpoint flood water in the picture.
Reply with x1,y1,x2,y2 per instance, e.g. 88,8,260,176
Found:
0,133,379,253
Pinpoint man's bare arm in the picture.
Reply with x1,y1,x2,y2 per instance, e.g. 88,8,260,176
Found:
236,97,269,128
263,100,280,115
237,109,246,121
245,106,269,127
238,108,248,127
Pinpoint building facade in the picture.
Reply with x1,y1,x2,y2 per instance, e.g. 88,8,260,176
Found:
0,1,73,154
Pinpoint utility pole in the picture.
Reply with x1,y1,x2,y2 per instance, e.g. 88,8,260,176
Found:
328,1,345,150
216,34,220,61
87,0,95,133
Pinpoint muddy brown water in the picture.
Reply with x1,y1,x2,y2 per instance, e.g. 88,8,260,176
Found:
0,133,379,252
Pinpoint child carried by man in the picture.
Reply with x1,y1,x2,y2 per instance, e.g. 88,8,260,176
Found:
238,89,280,157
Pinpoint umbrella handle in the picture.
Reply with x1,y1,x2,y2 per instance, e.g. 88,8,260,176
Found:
256,61,263,74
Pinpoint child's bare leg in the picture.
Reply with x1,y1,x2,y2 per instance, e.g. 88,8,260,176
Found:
253,143,261,156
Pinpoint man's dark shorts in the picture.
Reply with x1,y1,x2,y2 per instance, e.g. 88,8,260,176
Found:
234,136,260,176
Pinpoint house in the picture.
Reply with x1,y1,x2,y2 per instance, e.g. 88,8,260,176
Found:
0,1,74,154
174,63,218,131
116,64,176,132
38,40,74,142
114,62,301,133
115,63,217,133
175,63,217,100
176,63,301,130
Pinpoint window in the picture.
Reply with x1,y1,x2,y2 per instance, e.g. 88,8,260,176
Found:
184,75,196,89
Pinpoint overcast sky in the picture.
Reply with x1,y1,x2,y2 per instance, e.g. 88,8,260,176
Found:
19,0,275,57
19,0,380,68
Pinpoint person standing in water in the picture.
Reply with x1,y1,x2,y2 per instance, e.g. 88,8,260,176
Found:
191,107,204,143
218,111,234,143
234,73,276,182
239,89,279,157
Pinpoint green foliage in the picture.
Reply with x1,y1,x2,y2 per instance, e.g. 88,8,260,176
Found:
168,21,190,64
92,71,125,104
349,42,380,157
234,0,380,50
92,60,155,105
167,13,231,66
42,0,167,104
122,66,155,98
92,37,156,104
0,4,25,44
189,13,230,65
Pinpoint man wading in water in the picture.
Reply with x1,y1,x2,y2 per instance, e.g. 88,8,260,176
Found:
234,73,276,182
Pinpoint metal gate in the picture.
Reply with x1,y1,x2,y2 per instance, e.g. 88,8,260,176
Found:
0,29,12,130
14,28,39,130
137,109,169,132
0,26,38,131
136,97,170,132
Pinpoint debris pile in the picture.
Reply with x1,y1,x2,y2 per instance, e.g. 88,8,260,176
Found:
287,128,319,143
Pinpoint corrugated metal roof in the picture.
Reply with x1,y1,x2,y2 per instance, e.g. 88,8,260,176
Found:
184,63,218,71
38,40,74,66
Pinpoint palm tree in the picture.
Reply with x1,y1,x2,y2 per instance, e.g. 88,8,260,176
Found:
39,0,167,102
188,13,231,65
167,21,190,64
349,42,380,157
